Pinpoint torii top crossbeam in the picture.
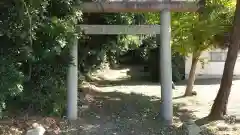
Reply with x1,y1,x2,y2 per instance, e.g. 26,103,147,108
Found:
79,0,200,12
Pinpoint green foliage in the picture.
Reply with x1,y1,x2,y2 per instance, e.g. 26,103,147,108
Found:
119,35,185,82
147,46,185,82
142,0,234,84
118,36,156,65
145,0,234,56
0,0,80,116
1,0,139,116
79,13,137,70
172,0,234,56
0,57,24,115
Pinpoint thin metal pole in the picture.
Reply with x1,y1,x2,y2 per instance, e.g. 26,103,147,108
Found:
160,8,173,125
67,34,78,120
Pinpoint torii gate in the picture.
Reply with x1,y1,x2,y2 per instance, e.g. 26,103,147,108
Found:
67,0,201,125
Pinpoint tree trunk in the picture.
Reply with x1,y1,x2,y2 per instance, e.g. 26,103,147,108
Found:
184,0,205,97
208,0,240,120
184,53,199,96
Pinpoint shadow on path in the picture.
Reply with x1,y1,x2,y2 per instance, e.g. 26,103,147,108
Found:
64,90,216,135
89,78,160,87
176,78,240,86
91,65,240,87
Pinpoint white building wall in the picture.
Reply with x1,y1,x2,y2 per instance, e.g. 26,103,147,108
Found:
185,49,240,79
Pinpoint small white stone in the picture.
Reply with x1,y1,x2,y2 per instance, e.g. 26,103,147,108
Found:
26,123,46,135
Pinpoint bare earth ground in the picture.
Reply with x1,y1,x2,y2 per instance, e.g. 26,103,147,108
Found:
1,66,240,135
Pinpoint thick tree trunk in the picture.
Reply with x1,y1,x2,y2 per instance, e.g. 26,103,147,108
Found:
208,0,240,120
184,54,199,96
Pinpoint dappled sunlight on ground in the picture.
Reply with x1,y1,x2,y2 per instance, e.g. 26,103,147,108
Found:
74,91,184,135
1,66,240,134
94,66,240,120
61,84,195,134
85,66,240,135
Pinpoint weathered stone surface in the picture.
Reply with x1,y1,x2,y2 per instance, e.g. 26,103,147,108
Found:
182,120,201,135
26,123,45,135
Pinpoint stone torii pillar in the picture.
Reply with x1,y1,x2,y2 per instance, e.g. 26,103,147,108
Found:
160,6,172,124
67,34,78,120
